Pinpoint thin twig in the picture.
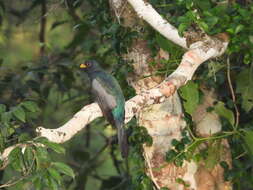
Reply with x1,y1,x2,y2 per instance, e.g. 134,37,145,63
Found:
227,57,240,128
110,145,122,175
85,124,91,148
35,2,62,23
143,149,160,189
0,177,25,188
0,154,36,188
109,177,128,190
235,151,247,159
39,0,47,56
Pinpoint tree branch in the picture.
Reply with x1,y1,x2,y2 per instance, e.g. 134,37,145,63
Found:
127,0,187,49
36,88,163,143
39,0,47,56
162,35,229,93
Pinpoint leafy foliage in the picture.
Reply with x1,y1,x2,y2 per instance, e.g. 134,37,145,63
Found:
214,101,235,126
128,120,154,190
5,137,74,190
236,65,253,112
179,81,199,115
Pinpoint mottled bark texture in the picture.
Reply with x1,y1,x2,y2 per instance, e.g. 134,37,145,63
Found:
193,88,232,190
124,38,197,190
113,3,195,189
111,1,232,190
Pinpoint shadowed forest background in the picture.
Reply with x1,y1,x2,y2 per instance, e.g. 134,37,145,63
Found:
0,0,137,189
0,0,253,190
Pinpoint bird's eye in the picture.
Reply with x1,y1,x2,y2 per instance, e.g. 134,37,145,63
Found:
86,62,91,67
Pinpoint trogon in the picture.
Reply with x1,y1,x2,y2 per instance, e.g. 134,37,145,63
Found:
80,60,128,157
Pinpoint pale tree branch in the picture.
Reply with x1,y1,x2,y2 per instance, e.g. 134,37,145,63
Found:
127,0,187,49
36,88,164,143
160,36,228,96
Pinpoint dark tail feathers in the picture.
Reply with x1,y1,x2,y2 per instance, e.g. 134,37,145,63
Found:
116,123,128,158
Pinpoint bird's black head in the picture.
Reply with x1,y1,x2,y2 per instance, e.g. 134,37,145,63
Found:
80,60,102,73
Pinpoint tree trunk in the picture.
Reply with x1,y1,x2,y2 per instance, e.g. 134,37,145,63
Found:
110,1,232,189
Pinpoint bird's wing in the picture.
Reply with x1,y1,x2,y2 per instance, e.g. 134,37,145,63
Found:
91,79,117,123
92,75,128,157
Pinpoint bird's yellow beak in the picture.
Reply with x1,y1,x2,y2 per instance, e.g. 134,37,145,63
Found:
80,63,87,69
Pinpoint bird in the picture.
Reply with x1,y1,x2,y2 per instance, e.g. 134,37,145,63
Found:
80,60,128,158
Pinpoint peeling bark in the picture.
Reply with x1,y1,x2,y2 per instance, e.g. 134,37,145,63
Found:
192,88,232,190
140,94,191,189
111,1,231,190
123,23,196,189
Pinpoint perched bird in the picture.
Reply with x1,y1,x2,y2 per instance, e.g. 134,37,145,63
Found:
80,60,128,157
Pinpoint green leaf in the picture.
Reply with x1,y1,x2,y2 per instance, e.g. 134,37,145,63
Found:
8,147,23,171
48,177,59,190
242,130,253,156
18,133,31,142
48,167,62,184
97,44,111,56
178,16,190,23
205,16,219,28
24,146,35,167
1,111,12,125
35,146,50,169
12,106,26,122
198,21,209,32
243,53,251,65
36,137,65,154
236,67,253,112
179,81,199,115
8,147,21,162
186,0,193,9
195,0,211,10
141,175,153,190
160,187,170,190
178,23,188,36
155,34,173,53
176,178,190,187
21,101,39,112
33,177,42,190
53,162,75,178
171,139,180,146
175,143,185,151
51,20,68,30
166,150,177,162
11,180,24,189
205,141,221,169
235,24,244,34
192,153,202,162
226,28,234,34
207,61,225,79
0,104,6,114
214,101,235,126
238,8,250,18
181,137,191,145
187,141,202,154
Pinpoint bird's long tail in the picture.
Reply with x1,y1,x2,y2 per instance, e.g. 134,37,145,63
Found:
115,121,128,158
